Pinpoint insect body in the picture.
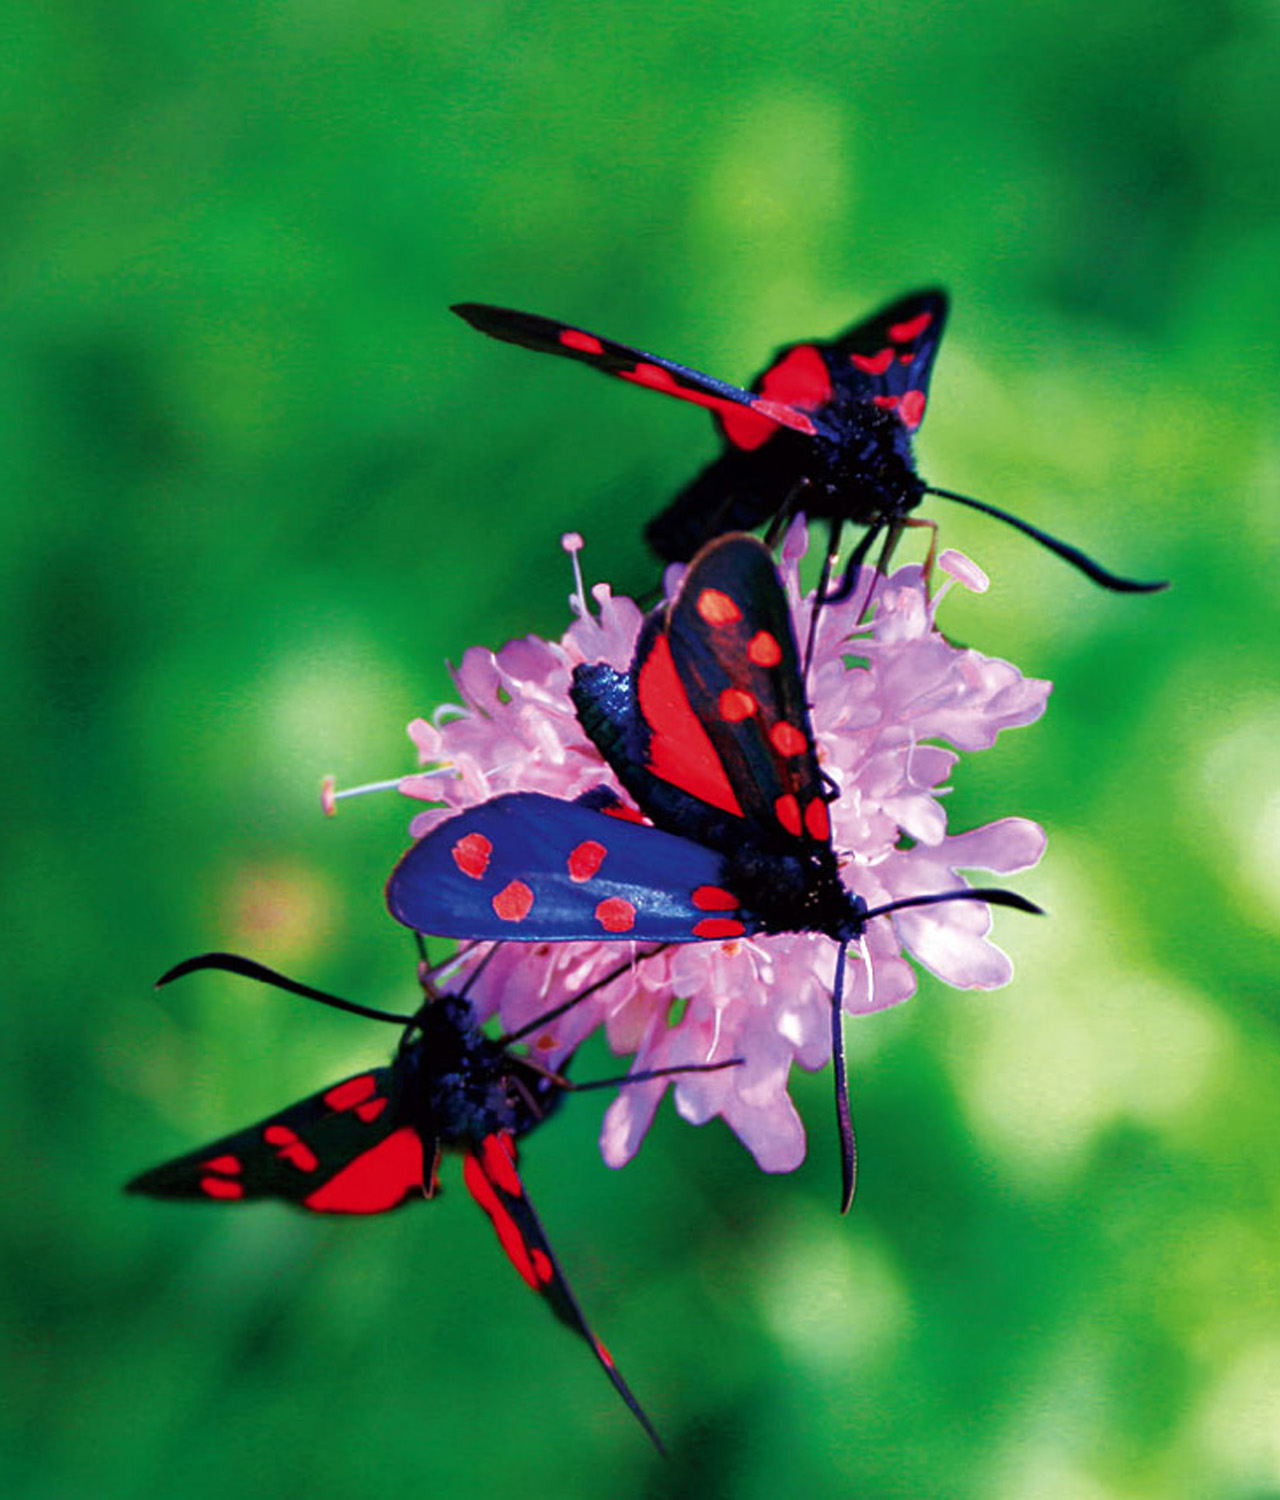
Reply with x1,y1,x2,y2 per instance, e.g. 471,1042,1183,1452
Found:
387,536,1040,1210
128,952,666,1453
454,292,1166,600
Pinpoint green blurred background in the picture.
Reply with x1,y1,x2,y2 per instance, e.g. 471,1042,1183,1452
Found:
3,1,1278,1495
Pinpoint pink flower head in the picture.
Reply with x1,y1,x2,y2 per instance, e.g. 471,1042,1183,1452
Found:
392,524,1049,1175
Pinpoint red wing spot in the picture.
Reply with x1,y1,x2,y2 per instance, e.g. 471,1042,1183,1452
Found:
560,328,604,355
760,344,831,407
492,880,534,923
462,1151,499,1215
889,310,933,342
770,721,809,757
202,1155,241,1175
747,630,782,667
531,1248,554,1284
622,361,683,395
898,352,915,365
618,362,808,440
638,635,743,817
719,688,757,722
595,896,637,933
775,794,802,837
899,390,926,429
873,395,900,412
304,1128,424,1213
693,885,739,911
696,587,742,626
451,832,493,880
567,839,607,882
721,343,829,450
851,347,894,375
720,407,778,450
805,797,831,842
463,1154,540,1291
753,399,817,435
481,1133,524,1199
279,1142,319,1173
604,803,647,824
263,1125,318,1172
594,1337,616,1371
200,1176,244,1200
325,1075,378,1113
693,916,747,939
355,1098,388,1124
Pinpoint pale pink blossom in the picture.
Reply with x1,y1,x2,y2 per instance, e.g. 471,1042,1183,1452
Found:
393,524,1049,1174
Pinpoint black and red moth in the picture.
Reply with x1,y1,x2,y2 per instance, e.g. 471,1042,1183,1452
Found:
386,534,1041,1211
126,951,667,1453
453,292,1166,599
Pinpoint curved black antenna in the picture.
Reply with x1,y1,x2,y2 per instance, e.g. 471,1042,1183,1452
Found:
498,945,671,1046
457,941,502,1001
831,942,858,1215
863,887,1044,922
562,1057,744,1092
925,486,1168,593
155,952,417,1025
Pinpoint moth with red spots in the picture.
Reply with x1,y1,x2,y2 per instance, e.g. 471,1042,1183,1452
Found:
454,292,1166,604
386,534,1042,1211
126,950,717,1454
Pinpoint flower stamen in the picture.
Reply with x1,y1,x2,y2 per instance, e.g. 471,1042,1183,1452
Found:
321,774,418,817
562,531,591,620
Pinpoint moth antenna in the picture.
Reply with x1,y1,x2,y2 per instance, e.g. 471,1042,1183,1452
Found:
155,952,417,1025
419,938,483,986
862,887,1044,922
560,1057,744,1092
456,940,502,1001
498,945,670,1046
924,486,1169,593
831,942,858,1215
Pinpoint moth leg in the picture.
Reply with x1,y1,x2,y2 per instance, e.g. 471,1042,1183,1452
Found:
902,514,940,588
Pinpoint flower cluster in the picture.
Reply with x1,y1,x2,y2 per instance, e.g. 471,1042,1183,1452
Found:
391,523,1049,1174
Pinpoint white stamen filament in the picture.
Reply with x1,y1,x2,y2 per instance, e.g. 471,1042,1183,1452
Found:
561,531,590,620
321,774,427,816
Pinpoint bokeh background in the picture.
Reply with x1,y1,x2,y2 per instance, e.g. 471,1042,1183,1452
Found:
4,2,1278,1496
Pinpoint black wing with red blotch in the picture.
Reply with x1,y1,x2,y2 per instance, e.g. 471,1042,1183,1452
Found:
645,291,946,561
463,1131,665,1455
810,288,948,429
126,1066,434,1214
452,302,820,441
575,534,830,856
663,534,830,850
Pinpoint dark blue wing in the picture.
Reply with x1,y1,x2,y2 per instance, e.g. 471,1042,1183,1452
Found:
386,792,755,943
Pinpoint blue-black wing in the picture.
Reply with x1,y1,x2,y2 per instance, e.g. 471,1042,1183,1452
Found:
386,792,755,943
